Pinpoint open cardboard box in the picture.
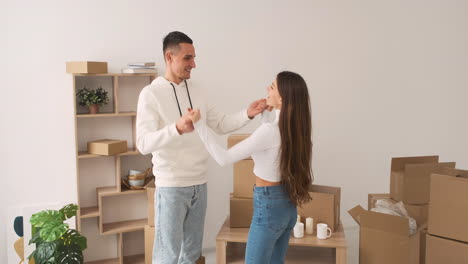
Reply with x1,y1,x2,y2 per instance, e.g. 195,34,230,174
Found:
368,193,428,227
349,205,426,264
390,155,455,204
298,184,341,231
428,167,468,243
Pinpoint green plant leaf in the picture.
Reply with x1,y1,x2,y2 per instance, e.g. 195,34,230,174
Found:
30,210,62,228
29,227,44,245
77,86,109,106
40,220,68,242
56,242,83,264
62,229,87,251
31,241,56,264
59,204,78,220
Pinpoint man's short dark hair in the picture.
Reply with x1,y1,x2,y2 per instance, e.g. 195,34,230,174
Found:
163,31,193,54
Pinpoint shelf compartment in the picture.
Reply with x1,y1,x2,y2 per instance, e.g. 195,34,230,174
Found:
102,219,147,235
97,186,146,197
123,254,145,264
80,206,99,219
77,112,136,118
78,149,140,159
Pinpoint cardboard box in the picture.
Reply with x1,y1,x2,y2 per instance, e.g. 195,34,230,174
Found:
146,179,156,227
368,193,428,226
428,168,468,243
298,184,341,231
66,61,108,74
66,61,107,74
349,205,424,264
368,193,391,210
144,225,205,264
390,155,455,204
230,194,253,228
425,234,468,264
228,134,251,160
87,139,127,155
233,159,256,198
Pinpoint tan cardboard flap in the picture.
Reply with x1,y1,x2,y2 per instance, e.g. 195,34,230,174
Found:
309,184,341,225
361,210,410,236
348,205,366,225
367,193,391,210
348,205,409,236
432,167,468,178
404,162,456,178
390,156,439,171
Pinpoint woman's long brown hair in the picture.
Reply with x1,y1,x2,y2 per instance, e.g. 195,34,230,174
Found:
277,71,313,206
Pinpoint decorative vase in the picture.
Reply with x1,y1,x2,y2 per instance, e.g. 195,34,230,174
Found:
88,104,99,114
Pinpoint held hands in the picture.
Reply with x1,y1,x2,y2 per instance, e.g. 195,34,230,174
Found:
187,108,201,123
247,99,268,119
175,112,194,135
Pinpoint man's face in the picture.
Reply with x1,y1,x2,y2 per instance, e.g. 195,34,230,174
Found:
167,43,196,82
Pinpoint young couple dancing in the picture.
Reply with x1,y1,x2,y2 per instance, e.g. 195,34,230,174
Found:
137,31,312,264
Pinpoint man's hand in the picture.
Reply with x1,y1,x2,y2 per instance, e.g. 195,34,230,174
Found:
176,113,194,135
247,98,268,119
187,108,201,123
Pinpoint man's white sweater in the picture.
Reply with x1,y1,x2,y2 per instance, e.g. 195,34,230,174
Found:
136,77,250,187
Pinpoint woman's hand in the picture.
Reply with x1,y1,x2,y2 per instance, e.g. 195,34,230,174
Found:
187,108,201,123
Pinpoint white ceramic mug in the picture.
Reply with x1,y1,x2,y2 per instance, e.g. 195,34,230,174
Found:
293,222,304,238
316,223,332,239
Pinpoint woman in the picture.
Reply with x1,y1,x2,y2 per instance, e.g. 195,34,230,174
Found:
188,71,313,264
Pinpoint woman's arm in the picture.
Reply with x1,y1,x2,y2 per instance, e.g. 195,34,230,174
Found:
189,109,273,166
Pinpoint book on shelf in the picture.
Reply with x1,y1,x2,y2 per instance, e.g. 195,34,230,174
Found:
122,68,157,74
128,62,155,67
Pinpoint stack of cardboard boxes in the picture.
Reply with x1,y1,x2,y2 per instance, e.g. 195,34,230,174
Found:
349,155,461,264
228,134,342,233
144,181,205,264
426,167,468,264
228,134,256,228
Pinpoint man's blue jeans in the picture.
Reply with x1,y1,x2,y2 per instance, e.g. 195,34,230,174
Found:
153,183,207,264
245,184,297,264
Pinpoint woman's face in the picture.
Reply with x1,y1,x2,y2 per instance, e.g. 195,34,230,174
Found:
266,79,282,109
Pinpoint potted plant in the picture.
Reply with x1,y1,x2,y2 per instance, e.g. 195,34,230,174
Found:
28,204,87,264
76,86,109,114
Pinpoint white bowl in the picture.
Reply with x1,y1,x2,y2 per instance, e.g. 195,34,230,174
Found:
128,179,145,187
129,170,144,176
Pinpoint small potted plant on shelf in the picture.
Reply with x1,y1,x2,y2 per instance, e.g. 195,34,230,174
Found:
28,204,87,264
77,86,109,114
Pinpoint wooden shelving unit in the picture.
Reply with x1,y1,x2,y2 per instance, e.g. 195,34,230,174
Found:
72,72,156,263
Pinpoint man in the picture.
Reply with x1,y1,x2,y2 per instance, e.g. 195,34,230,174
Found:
136,31,266,264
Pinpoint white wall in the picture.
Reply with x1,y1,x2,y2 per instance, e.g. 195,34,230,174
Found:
2,0,468,263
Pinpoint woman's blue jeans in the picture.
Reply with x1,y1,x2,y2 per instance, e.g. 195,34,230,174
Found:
245,184,297,264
